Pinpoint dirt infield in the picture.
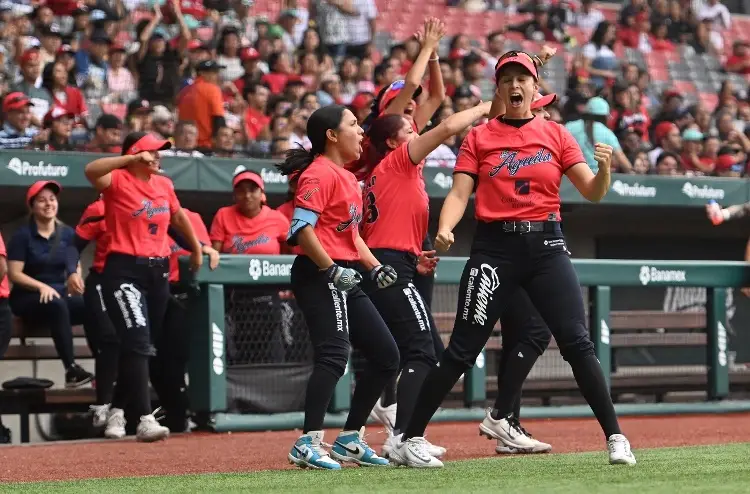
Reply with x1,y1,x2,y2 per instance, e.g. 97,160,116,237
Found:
2,413,750,483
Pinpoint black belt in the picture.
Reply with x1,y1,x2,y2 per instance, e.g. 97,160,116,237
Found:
110,253,169,268
498,220,559,234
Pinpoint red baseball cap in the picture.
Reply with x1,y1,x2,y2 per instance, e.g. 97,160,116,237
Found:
531,92,557,110
377,80,423,114
232,170,265,190
240,47,261,61
495,52,539,81
26,180,61,206
125,133,172,155
43,106,75,126
349,91,375,112
20,49,39,65
3,92,33,112
654,121,679,144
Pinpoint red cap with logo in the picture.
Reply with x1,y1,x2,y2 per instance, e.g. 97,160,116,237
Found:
377,80,423,114
495,51,539,82
240,47,261,61
125,133,172,155
531,92,557,110
3,92,33,112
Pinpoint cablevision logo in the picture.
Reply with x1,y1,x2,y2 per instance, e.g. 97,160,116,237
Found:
681,182,725,200
7,157,68,177
611,180,656,198
639,265,687,286
248,258,292,281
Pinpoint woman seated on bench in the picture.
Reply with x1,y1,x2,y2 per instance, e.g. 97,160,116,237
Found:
6,180,94,387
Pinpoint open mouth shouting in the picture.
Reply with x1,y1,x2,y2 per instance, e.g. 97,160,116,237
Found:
509,92,524,107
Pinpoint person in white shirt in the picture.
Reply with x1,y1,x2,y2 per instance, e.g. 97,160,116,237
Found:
288,107,312,150
314,0,377,60
698,0,731,52
573,0,605,32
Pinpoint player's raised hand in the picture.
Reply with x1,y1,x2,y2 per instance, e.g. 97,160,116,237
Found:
593,143,613,170
537,45,557,65
422,17,444,50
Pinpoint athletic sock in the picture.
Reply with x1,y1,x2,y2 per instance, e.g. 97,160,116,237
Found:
302,366,340,433
570,354,621,437
402,357,464,440
394,360,432,431
492,343,539,418
380,375,398,407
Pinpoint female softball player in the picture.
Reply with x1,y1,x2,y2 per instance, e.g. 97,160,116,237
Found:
84,131,203,442
277,104,400,470
358,101,492,459
390,51,636,468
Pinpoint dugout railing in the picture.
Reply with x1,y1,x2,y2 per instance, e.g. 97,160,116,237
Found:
179,256,750,432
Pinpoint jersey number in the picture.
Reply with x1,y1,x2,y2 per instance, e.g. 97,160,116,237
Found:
365,191,379,224
148,223,159,235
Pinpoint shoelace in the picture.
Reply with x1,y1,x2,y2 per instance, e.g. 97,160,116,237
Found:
409,437,432,458
508,416,534,438
608,437,631,455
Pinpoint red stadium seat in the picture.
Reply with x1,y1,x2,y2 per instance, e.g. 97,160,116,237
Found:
699,92,719,111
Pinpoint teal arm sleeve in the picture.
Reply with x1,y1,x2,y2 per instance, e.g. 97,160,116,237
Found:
288,207,320,246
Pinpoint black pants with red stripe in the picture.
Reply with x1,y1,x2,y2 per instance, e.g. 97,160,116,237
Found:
404,223,621,440
291,255,399,433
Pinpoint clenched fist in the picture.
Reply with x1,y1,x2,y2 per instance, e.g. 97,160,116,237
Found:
435,230,455,252
593,143,614,170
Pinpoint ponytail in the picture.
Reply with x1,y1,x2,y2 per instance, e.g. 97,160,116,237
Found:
276,148,316,177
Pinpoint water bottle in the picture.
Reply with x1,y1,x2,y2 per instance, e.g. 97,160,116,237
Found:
707,200,724,226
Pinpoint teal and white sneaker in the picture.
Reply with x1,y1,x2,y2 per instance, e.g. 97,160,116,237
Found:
331,429,390,466
288,431,341,470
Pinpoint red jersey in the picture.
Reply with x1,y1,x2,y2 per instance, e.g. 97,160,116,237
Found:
244,107,271,140
295,156,363,261
169,209,210,283
361,143,428,255
103,169,180,258
455,116,585,222
0,233,9,298
75,199,108,273
347,119,420,181
276,201,303,255
210,205,289,255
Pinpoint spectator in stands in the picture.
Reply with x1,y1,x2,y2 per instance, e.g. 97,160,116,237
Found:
151,105,175,140
681,127,714,174
655,150,681,175
349,91,374,124
649,122,682,166
6,181,93,387
210,126,238,158
608,82,650,143
314,0,377,60
261,52,294,94
686,19,717,56
75,30,110,101
44,106,75,151
176,60,226,150
85,113,123,153
619,127,645,158
216,26,244,83
126,99,152,133
714,152,744,177
39,24,63,66
566,97,633,173
698,0,731,52
106,43,136,102
234,47,262,94
301,91,321,111
631,150,650,174
619,0,647,27
271,136,291,159
160,120,203,157
510,3,567,43
42,60,87,120
650,20,675,52
621,11,652,53
0,230,9,443
581,21,618,90
278,9,302,55
288,107,311,150
573,0,604,31
0,93,46,150
725,41,750,75
12,48,53,126
136,2,191,105
55,45,77,76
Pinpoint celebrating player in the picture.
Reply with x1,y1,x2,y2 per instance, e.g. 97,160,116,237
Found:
84,132,203,442
277,104,400,470
389,51,636,468
358,101,492,460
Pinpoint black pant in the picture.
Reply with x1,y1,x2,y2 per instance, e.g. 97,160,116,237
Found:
10,289,86,368
413,235,444,359
291,255,400,433
150,287,190,431
404,223,620,440
83,270,119,404
0,299,10,359
101,253,171,418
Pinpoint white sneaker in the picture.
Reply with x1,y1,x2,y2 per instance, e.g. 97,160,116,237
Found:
493,419,551,454
479,409,537,452
382,431,446,459
389,435,443,468
90,404,110,428
136,413,170,442
368,398,396,435
608,434,636,465
104,407,126,439
288,430,342,470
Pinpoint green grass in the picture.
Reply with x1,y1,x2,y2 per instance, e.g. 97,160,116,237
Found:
4,443,750,493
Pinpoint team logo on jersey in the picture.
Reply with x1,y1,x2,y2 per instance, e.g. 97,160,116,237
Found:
336,204,363,232
132,199,170,219
231,234,270,253
490,149,553,177
170,242,181,253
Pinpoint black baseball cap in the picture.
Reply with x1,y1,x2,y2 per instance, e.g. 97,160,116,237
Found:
40,24,62,37
196,60,226,72
127,99,151,115
90,30,112,44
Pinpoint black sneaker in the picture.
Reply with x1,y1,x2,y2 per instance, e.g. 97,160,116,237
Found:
0,425,10,444
65,364,94,388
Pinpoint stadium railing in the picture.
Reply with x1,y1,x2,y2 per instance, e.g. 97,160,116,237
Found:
179,255,750,432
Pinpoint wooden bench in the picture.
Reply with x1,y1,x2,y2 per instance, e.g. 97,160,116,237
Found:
0,318,96,443
433,310,748,403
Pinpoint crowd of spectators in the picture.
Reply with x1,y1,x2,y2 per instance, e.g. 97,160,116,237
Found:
0,0,747,177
